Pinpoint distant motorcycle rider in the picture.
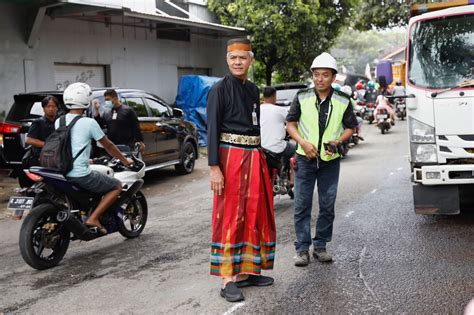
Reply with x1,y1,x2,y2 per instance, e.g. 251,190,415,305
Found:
392,80,406,97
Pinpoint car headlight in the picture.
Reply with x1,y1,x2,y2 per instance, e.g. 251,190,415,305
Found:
409,116,435,143
410,143,438,163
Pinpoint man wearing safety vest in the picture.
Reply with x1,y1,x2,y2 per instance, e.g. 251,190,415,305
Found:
286,52,358,267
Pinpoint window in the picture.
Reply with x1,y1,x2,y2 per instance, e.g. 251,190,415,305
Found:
145,98,169,117
124,97,148,117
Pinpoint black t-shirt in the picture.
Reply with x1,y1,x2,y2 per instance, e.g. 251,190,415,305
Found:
286,88,358,150
27,116,55,156
97,104,144,147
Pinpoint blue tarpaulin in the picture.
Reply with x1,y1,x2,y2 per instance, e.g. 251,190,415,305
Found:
175,75,221,147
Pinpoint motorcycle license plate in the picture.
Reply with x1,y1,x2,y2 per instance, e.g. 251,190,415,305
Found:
8,196,34,220
398,104,406,108
377,114,388,119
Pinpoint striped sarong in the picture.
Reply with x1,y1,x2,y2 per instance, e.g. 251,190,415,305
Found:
210,143,276,277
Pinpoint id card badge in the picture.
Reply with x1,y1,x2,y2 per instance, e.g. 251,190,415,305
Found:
112,111,118,120
252,103,258,126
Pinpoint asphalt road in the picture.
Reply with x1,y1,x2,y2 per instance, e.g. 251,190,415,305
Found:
0,120,473,314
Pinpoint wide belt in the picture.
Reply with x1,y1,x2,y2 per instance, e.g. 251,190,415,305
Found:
220,132,260,146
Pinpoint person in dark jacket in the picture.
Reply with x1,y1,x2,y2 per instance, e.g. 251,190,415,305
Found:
94,89,145,153
25,95,59,165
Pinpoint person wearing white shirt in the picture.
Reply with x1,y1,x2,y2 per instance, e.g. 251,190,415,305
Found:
260,86,296,166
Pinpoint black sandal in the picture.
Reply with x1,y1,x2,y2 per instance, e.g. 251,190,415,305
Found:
86,223,107,235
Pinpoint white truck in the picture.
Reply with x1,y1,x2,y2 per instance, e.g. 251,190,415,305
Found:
406,2,474,214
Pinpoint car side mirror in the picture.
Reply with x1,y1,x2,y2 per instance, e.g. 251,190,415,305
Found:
173,108,183,118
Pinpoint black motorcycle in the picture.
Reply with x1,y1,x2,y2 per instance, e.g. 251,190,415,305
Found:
394,97,406,120
9,146,147,270
263,148,294,199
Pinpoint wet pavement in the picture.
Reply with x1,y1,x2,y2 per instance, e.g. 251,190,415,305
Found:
0,120,473,314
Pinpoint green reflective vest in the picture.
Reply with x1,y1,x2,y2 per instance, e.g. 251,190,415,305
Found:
296,88,350,161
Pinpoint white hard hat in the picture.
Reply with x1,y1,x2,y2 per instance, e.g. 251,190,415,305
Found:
63,82,92,109
341,85,352,95
310,52,338,73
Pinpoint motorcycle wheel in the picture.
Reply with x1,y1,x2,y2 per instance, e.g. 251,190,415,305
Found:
19,204,70,270
381,127,386,134
118,191,148,239
368,117,374,124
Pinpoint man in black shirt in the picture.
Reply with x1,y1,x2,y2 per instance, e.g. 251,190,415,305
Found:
207,38,276,303
25,95,59,165
94,89,145,153
287,52,357,267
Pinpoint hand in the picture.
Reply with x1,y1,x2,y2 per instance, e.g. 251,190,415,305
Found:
139,142,146,154
325,140,340,156
124,158,134,167
210,166,224,196
300,140,319,160
93,99,100,117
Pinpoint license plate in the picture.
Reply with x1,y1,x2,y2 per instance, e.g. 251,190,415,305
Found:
398,104,406,108
377,114,388,119
8,196,34,220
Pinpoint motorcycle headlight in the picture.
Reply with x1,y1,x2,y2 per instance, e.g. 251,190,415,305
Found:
409,117,435,143
410,143,438,163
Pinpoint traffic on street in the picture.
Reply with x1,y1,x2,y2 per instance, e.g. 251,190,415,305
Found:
0,1,473,314
0,121,473,314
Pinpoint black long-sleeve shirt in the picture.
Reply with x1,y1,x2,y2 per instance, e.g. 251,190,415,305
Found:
206,75,260,166
96,104,143,148
27,116,55,157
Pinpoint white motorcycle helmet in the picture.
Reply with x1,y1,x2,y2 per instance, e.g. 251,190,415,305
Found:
63,82,92,110
341,85,352,96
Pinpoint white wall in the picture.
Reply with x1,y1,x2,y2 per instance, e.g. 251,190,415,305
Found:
0,3,229,114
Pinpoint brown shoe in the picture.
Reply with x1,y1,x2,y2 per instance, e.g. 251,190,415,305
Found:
294,251,310,267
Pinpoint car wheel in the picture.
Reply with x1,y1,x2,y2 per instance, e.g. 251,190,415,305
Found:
175,141,196,175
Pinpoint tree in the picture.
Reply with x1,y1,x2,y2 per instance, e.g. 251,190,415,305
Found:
352,0,437,31
207,0,358,85
332,30,406,74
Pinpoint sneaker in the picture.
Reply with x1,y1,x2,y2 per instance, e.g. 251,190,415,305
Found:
220,282,244,302
236,275,274,288
313,248,333,263
294,251,310,267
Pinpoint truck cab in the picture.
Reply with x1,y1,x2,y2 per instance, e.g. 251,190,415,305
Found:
407,3,474,214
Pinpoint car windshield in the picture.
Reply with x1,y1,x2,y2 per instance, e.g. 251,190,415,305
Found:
276,89,300,104
408,13,474,89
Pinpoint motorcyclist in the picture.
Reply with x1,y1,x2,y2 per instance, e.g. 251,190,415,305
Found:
59,82,133,235
374,91,396,126
392,79,406,97
341,85,364,141
260,86,296,183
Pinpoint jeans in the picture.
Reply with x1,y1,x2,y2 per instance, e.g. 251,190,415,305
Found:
294,154,340,252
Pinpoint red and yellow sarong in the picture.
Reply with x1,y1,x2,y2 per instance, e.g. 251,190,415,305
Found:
210,143,276,277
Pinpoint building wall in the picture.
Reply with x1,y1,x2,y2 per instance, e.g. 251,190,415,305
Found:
0,3,228,115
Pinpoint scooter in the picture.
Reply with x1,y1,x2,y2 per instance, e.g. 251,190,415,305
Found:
395,97,406,120
9,145,147,270
376,108,392,134
263,148,295,199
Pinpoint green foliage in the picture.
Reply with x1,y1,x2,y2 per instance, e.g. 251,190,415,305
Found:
333,30,406,73
352,0,437,30
208,0,358,85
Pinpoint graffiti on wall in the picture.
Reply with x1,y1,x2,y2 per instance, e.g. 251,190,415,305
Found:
56,70,96,91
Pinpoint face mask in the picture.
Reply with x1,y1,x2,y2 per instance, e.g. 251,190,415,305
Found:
104,100,113,109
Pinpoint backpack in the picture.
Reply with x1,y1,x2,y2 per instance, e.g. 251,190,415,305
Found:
39,115,87,174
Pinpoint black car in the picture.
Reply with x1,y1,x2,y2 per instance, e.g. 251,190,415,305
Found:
0,88,199,186
274,82,308,106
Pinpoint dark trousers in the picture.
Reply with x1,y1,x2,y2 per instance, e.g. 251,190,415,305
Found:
294,154,340,252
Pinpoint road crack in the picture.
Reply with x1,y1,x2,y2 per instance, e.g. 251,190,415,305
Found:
358,245,383,312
